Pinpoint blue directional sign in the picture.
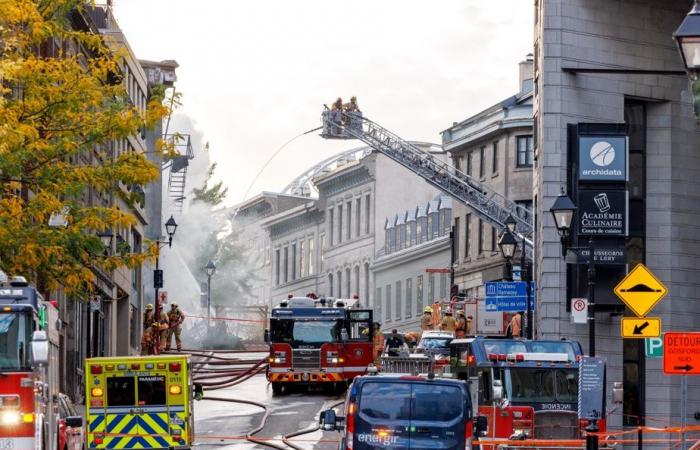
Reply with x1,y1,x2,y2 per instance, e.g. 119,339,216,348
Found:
484,281,536,312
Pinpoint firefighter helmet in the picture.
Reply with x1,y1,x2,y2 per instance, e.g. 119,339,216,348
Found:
146,304,153,310
445,309,453,315
423,306,433,314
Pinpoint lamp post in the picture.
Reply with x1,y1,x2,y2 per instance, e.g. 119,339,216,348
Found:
97,229,114,251
498,226,517,282
205,260,217,328
155,215,178,323
674,0,700,122
499,215,534,339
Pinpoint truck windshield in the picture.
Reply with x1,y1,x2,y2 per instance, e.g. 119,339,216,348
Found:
0,312,32,370
506,368,578,404
270,319,341,345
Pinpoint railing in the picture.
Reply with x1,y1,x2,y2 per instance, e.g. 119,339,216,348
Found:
321,110,533,259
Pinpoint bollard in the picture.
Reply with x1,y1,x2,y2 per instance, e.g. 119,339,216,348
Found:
585,419,599,450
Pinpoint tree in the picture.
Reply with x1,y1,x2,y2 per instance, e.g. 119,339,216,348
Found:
0,1,171,294
192,163,228,206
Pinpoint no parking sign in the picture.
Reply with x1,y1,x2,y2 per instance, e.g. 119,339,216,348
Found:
571,298,588,324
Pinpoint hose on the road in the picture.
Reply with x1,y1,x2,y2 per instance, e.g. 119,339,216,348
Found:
281,398,346,449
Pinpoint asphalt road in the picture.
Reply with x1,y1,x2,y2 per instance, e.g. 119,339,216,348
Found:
192,354,343,450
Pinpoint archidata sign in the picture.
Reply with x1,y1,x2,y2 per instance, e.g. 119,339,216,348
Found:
578,135,627,182
578,357,605,420
577,189,627,236
663,332,700,375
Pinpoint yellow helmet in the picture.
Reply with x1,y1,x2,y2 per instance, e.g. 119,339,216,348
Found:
146,304,153,310
423,306,433,313
171,302,178,307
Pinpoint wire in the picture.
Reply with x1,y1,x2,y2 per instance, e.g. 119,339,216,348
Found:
234,126,322,216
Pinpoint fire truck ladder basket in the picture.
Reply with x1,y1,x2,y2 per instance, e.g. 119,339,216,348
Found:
321,110,533,259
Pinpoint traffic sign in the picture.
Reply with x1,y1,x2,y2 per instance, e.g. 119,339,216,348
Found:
485,282,536,312
613,263,668,317
621,317,661,338
571,298,587,324
663,332,700,375
645,335,664,358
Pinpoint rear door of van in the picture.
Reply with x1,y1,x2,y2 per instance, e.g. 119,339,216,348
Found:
409,382,466,449
355,380,411,449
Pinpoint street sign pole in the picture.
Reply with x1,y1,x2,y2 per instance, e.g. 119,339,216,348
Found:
682,375,687,450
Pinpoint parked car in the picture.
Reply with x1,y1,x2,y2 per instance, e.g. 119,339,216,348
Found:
320,373,485,450
57,394,83,450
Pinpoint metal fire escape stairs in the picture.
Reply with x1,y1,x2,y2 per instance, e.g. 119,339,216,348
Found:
163,134,195,212
320,109,534,260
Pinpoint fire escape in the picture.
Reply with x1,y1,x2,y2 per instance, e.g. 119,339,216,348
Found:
163,134,195,212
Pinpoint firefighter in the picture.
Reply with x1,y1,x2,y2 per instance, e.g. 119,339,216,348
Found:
385,329,405,357
158,304,169,351
455,310,467,338
140,322,159,355
331,97,343,112
372,322,384,369
507,311,523,338
166,302,186,351
440,309,456,332
343,96,359,112
420,306,434,334
143,304,154,330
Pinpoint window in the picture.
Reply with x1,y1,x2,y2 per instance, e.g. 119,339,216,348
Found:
320,234,325,265
467,151,473,176
364,263,370,302
405,278,412,318
329,274,334,298
376,287,382,318
492,141,499,174
299,241,305,277
439,209,446,237
283,247,289,283
491,227,497,252
329,209,334,245
443,208,452,235
346,268,351,298
390,226,397,252
517,135,534,167
291,244,297,281
478,219,484,254
0,312,32,370
365,194,371,234
354,266,360,298
427,214,433,240
516,200,533,223
346,201,352,240
464,214,471,259
431,213,439,238
356,198,361,237
413,384,463,421
453,217,460,260
399,224,406,249
338,205,343,244
275,249,280,285
428,273,435,304
395,281,402,320
107,377,135,406
385,284,392,321
138,376,166,405
385,227,391,254
479,146,485,178
359,382,411,420
440,273,447,299
308,238,315,275
416,275,424,315
410,221,417,245
337,270,343,297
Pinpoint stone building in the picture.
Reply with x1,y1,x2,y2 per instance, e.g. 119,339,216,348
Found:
441,57,534,332
534,0,696,432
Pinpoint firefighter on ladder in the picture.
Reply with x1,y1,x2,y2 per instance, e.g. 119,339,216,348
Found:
165,302,186,351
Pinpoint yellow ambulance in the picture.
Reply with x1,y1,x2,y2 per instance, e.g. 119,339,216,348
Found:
85,355,194,449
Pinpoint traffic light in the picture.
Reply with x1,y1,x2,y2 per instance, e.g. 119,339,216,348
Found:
153,269,163,288
450,284,459,299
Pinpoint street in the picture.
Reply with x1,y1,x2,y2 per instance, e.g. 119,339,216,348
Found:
193,353,343,450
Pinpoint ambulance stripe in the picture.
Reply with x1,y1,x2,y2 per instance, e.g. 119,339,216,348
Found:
145,413,169,432
89,414,105,432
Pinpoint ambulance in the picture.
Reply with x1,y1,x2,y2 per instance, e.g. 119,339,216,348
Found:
85,355,194,449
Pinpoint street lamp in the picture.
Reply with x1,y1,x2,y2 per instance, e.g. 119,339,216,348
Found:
205,260,216,327
550,188,577,256
503,213,517,234
674,1,700,77
97,229,114,250
165,215,178,247
498,217,534,340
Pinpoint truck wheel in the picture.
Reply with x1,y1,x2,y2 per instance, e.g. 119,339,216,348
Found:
272,382,284,395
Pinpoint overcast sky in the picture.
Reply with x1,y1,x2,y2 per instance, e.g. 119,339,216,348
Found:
111,0,533,207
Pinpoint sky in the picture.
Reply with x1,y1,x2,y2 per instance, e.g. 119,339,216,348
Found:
111,0,534,207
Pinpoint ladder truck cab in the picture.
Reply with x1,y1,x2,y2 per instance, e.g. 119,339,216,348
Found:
448,337,606,443
266,295,374,395
0,276,61,450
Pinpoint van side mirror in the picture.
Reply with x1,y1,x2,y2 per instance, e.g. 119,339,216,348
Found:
65,416,83,428
320,409,342,431
475,416,488,435
492,380,504,401
612,381,623,404
264,329,270,343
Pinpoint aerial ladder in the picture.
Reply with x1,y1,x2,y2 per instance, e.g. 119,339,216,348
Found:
320,109,534,259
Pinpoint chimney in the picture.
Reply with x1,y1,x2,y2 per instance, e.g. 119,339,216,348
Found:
518,53,534,93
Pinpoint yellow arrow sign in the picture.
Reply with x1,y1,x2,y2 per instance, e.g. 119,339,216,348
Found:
614,263,668,317
621,317,661,338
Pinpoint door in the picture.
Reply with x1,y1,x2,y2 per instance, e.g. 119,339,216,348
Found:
344,310,373,376
409,383,465,450
103,375,137,449
135,374,171,448
356,381,411,449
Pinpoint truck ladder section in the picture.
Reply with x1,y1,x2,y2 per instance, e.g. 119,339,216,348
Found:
321,110,534,259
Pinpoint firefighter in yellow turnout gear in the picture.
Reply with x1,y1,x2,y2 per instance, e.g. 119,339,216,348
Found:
166,303,185,351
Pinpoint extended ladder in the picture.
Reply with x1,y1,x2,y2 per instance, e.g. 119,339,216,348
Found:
320,110,533,258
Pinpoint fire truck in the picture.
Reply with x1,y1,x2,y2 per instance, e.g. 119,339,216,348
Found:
266,296,374,395
447,337,614,444
0,276,60,450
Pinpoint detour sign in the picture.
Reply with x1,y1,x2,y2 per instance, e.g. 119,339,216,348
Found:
663,332,700,375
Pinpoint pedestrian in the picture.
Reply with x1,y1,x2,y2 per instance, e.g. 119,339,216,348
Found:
385,329,405,357
372,322,384,369
455,311,467,338
166,302,186,351
440,309,456,332
507,311,523,338
142,304,154,331
420,306,434,334
140,322,159,355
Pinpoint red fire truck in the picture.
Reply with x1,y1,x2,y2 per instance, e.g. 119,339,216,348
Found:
448,337,615,445
266,296,374,395
0,276,60,450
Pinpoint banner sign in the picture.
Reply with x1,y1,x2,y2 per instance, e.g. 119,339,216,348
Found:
565,246,627,265
577,189,627,236
578,136,627,182
578,357,606,420
485,281,536,312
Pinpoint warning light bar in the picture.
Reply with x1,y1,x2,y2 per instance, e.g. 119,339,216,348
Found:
506,352,570,362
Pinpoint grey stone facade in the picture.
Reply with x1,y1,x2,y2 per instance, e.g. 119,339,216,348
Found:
535,0,697,433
